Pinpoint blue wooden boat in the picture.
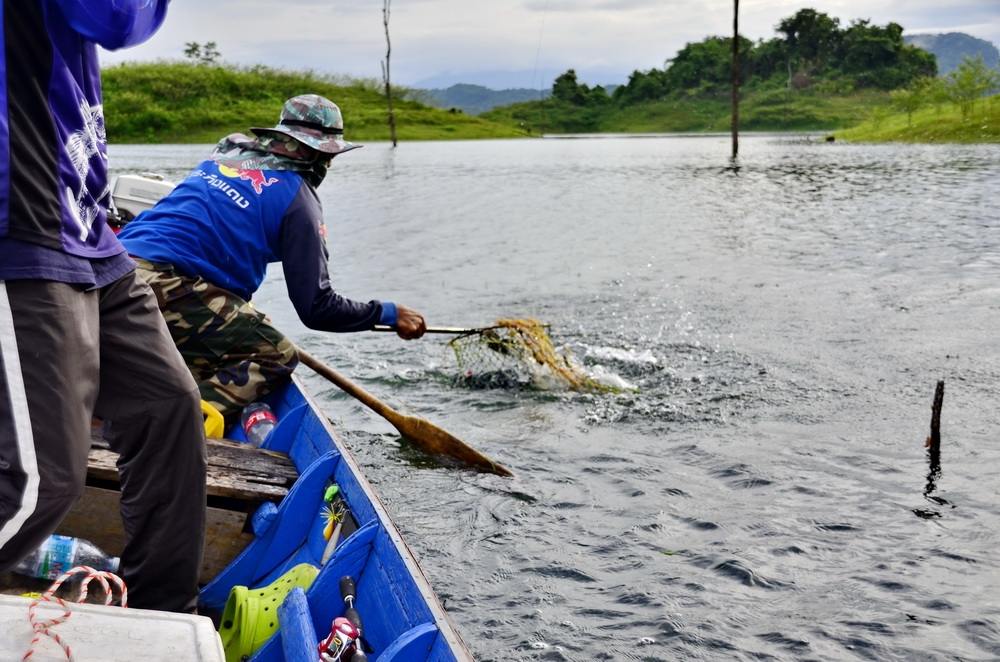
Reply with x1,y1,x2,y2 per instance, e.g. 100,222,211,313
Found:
0,174,475,659
203,374,475,661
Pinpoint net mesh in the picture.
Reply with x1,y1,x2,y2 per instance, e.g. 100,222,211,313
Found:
448,318,608,392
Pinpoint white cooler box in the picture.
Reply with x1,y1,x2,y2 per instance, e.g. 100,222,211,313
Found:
110,173,176,221
0,594,224,661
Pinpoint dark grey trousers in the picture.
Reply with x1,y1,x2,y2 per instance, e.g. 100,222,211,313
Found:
0,272,207,613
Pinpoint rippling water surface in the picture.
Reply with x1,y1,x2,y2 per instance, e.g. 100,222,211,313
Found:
112,135,1000,661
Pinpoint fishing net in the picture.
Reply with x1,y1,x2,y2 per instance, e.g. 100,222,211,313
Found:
448,318,609,392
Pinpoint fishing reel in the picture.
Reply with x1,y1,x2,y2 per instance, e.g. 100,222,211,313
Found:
318,616,365,662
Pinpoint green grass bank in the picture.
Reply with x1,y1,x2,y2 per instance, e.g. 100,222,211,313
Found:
836,93,1000,143
481,87,999,142
481,88,893,134
101,62,997,144
102,62,525,143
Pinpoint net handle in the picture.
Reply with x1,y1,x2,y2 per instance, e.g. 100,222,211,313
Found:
372,324,482,335
372,323,550,336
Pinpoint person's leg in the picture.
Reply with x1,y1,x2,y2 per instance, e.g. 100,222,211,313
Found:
0,280,97,570
135,261,297,421
93,271,206,613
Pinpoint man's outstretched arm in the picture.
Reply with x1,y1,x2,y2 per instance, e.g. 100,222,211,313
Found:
280,183,426,336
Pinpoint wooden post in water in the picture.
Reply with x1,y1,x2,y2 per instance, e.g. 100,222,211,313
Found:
923,380,944,500
381,0,398,147
914,380,947,519
913,380,955,519
731,0,740,159
926,379,944,451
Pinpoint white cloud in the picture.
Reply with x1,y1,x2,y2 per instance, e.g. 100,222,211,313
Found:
100,1,1000,88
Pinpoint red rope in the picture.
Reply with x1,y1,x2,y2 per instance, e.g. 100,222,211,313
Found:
22,566,128,661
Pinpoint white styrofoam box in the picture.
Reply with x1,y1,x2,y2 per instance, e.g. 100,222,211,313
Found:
111,174,176,219
0,594,224,661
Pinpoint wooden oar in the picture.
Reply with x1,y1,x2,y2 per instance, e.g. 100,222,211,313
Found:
297,349,513,477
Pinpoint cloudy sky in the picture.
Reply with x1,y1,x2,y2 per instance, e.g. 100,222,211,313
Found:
101,0,1000,89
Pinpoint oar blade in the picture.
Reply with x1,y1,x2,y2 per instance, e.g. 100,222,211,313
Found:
395,415,513,477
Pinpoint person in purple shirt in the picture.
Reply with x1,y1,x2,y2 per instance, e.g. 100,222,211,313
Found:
0,1,206,613
118,94,427,422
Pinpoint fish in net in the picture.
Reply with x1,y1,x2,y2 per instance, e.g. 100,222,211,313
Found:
447,318,611,392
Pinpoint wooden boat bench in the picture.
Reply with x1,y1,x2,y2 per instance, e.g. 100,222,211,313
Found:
57,438,299,584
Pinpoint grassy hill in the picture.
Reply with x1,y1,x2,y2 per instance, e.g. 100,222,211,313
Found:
100,61,995,144
101,62,526,143
836,93,1000,143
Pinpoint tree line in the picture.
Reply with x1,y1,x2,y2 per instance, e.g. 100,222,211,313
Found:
551,8,938,108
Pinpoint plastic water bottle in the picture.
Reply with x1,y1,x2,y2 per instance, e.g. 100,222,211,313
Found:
241,402,277,447
13,534,119,580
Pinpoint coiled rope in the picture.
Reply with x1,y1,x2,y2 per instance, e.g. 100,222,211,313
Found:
22,565,128,661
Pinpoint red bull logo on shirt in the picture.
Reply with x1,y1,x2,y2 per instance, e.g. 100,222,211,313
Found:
217,165,279,194
194,168,249,209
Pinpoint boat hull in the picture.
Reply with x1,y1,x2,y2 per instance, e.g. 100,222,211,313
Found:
204,375,473,661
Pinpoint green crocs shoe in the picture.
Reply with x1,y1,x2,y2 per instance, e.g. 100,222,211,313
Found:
218,563,320,662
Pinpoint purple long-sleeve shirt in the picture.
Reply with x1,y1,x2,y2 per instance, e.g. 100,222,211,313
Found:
0,0,169,286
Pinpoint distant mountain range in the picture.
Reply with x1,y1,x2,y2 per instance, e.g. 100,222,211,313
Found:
416,83,622,116
904,32,999,74
415,84,550,116
412,67,625,91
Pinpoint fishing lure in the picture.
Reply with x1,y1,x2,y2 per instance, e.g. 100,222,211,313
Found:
322,484,344,541
322,503,345,541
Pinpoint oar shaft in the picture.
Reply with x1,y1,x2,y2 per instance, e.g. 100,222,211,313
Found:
296,348,512,477
298,350,396,419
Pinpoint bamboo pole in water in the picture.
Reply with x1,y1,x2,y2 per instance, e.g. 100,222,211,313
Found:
731,0,740,159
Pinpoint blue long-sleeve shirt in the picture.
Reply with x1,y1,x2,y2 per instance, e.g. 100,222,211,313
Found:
0,0,169,286
118,160,397,331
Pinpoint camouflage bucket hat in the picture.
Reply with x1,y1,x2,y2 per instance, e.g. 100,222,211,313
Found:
251,94,361,156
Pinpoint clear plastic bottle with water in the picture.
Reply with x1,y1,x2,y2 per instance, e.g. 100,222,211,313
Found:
13,534,119,580
241,402,277,448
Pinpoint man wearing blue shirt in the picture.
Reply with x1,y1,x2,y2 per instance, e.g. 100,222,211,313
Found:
0,1,206,613
118,95,427,421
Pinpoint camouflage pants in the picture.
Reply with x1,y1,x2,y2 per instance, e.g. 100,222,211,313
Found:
134,259,298,421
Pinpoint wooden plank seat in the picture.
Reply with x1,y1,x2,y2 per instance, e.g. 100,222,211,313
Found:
85,438,299,502
55,438,299,584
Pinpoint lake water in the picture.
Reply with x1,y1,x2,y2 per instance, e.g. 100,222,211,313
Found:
111,135,1000,661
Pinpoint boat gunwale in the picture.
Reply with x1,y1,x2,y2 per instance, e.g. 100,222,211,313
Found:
291,374,475,661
